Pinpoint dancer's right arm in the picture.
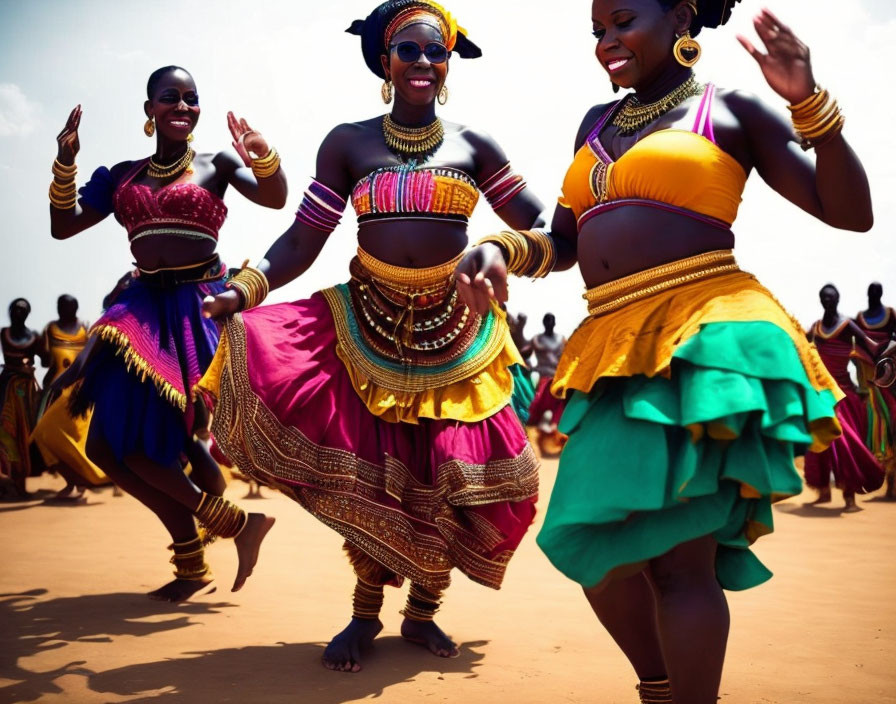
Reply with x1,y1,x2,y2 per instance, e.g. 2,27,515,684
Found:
202,126,353,319
50,106,118,239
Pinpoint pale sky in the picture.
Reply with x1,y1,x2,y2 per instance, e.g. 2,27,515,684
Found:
0,0,893,340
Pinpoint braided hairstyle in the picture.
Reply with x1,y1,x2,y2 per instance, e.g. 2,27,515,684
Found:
657,0,743,35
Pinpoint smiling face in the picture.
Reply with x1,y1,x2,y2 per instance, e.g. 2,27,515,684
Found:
144,68,200,142
380,22,449,107
591,0,688,90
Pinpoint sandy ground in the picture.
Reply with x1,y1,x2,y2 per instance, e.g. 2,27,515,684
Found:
2,456,894,704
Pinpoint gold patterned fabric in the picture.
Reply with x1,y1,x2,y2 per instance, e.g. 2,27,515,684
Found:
200,251,538,590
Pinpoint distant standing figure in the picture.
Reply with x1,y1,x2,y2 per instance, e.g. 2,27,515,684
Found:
31,294,108,502
805,285,884,510
854,282,896,499
528,313,567,456
0,299,46,497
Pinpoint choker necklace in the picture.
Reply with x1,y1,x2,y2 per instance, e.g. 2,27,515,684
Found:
147,147,195,179
612,75,703,136
383,114,444,159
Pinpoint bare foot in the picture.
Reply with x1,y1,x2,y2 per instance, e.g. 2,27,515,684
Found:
843,494,862,513
401,618,459,658
47,485,86,504
884,476,896,501
807,488,832,505
232,513,275,592
148,576,215,602
322,618,383,672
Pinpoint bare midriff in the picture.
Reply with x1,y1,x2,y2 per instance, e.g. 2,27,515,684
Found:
577,203,735,289
129,236,218,271
358,218,468,268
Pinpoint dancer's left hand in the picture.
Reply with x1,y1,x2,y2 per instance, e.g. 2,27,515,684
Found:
737,8,816,104
202,290,241,320
455,243,508,315
227,111,271,167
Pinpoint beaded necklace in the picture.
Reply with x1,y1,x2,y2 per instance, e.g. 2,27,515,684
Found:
612,76,703,136
383,115,444,160
147,147,195,179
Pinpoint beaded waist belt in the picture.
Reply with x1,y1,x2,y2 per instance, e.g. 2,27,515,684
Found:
584,249,739,317
136,255,226,288
321,247,508,393
128,226,219,245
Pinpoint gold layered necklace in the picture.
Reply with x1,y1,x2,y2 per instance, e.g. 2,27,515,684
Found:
612,75,703,136
383,114,444,159
147,147,195,179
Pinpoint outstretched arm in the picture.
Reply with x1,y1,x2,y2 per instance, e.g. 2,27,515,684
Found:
215,112,288,209
454,113,600,314
734,9,872,231
202,126,352,318
50,106,113,239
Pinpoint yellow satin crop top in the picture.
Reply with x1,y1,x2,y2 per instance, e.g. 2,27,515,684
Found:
560,84,747,228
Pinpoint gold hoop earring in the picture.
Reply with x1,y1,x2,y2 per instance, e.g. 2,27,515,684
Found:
381,80,393,104
144,116,155,137
437,84,449,105
673,31,701,67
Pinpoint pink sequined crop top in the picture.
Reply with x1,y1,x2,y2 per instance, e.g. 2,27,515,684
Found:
351,162,479,220
112,158,228,244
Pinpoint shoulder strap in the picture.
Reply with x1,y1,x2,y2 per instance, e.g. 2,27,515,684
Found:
692,83,716,143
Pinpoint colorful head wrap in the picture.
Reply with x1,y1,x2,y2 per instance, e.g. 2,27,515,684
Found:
347,0,482,79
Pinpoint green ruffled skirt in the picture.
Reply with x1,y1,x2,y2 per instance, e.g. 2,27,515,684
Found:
536,321,840,591
509,363,535,425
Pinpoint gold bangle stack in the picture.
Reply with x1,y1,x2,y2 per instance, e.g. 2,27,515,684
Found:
788,87,844,150
169,537,211,580
251,147,280,179
49,159,77,209
227,260,270,310
352,579,385,620
194,493,248,539
476,229,557,279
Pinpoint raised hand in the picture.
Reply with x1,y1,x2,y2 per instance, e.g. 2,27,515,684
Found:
227,111,270,166
56,105,82,165
201,289,242,320
737,8,816,104
455,243,508,316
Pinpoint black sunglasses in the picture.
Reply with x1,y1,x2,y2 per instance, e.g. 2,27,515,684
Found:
390,41,449,64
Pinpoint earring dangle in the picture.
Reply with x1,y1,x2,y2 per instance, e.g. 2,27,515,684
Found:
144,116,155,137
673,30,701,67
381,80,393,104
437,84,449,105
187,133,194,143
